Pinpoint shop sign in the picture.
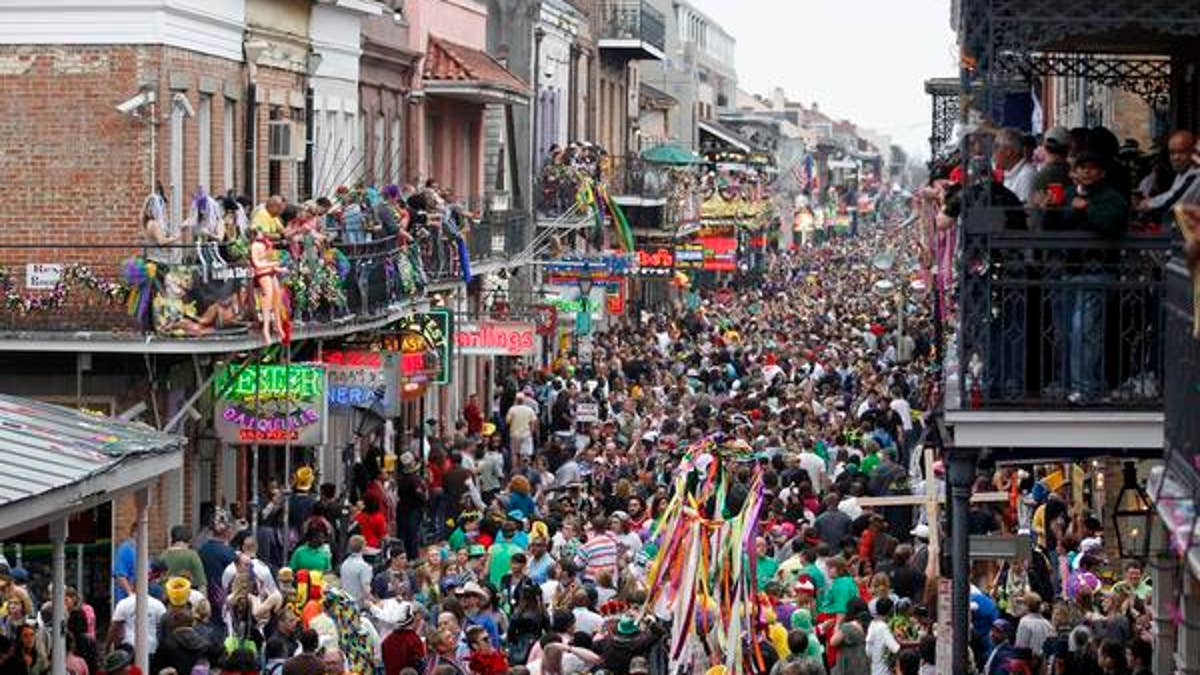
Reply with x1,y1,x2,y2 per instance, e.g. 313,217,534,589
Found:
675,237,737,272
455,321,538,356
548,296,598,315
320,349,396,414
531,304,558,336
605,280,626,316
382,310,453,385
544,253,634,281
213,363,328,446
26,263,63,290
633,248,674,275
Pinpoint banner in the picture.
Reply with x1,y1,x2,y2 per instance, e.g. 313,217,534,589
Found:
675,236,737,271
455,321,538,356
213,363,328,446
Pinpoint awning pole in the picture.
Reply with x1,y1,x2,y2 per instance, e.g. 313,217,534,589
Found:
50,519,67,675
134,488,150,675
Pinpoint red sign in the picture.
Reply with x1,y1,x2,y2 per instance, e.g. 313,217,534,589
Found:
606,280,626,316
676,237,737,271
321,349,382,368
455,321,538,356
635,248,674,275
531,304,558,336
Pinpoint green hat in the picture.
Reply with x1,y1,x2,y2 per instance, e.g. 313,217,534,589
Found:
616,616,639,636
468,544,487,558
791,608,814,632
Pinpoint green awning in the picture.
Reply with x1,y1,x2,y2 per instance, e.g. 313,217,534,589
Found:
640,143,704,166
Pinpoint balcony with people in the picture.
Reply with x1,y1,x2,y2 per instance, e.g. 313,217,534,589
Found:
934,0,1200,452
0,183,503,349
595,0,666,62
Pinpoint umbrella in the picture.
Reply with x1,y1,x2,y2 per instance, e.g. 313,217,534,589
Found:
641,143,703,165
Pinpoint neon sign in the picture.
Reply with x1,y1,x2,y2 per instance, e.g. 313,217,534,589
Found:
382,310,453,384
634,248,674,275
455,322,537,356
213,363,327,446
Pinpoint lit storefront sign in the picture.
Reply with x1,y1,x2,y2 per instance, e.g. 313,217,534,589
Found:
633,248,674,275
675,237,737,272
320,349,397,414
383,310,453,385
455,321,538,356
213,363,328,446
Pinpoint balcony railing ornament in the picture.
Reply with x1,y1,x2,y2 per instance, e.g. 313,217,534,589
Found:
993,52,1171,107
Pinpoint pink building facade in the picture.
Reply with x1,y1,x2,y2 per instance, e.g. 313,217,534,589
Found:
408,0,528,204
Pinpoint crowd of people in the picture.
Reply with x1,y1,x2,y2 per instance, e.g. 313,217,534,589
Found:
5,134,1187,674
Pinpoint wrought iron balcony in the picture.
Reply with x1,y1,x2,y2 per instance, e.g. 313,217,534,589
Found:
596,0,666,61
956,227,1170,410
469,210,530,260
0,232,471,348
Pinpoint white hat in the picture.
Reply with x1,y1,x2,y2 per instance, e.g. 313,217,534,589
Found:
399,452,418,473
456,581,487,598
910,524,930,540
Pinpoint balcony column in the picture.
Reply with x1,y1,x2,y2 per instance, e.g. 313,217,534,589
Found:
1181,574,1200,675
947,447,977,674
1153,531,1179,675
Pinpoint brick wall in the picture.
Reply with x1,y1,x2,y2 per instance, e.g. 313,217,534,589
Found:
0,43,313,331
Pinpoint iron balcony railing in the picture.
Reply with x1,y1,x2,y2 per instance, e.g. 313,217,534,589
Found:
0,233,470,338
1165,257,1200,482
597,0,666,55
607,154,670,200
469,210,530,260
957,227,1170,410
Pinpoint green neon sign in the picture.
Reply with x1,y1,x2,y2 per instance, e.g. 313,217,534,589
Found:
214,364,325,401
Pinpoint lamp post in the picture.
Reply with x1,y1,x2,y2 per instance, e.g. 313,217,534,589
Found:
1113,461,1153,561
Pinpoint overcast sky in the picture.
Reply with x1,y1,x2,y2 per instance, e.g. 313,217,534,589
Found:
687,0,958,159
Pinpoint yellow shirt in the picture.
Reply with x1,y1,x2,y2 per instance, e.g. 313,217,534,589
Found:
252,207,283,237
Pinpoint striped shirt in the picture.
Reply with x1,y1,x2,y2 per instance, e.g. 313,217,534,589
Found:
578,532,620,582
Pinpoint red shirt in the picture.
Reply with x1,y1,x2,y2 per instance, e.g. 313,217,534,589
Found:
382,629,426,675
467,651,509,675
355,510,388,548
464,402,483,435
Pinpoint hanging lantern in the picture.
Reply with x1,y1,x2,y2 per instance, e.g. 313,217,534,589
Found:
1112,461,1153,561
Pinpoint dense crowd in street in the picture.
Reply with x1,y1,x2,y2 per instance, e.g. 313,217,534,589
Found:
0,128,1184,674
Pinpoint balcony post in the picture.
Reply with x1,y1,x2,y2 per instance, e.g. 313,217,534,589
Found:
947,447,976,674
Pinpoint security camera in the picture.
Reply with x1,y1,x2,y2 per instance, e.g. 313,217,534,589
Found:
172,92,195,118
116,90,156,115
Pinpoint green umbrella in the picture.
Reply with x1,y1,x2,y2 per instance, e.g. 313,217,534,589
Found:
640,143,703,165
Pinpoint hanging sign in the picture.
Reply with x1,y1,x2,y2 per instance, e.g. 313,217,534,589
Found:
633,248,674,275
213,363,328,445
675,236,737,272
455,321,538,356
531,304,558,336
319,349,396,414
575,401,599,423
382,310,453,385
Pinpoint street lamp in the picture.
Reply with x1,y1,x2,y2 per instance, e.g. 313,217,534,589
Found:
1113,461,1153,561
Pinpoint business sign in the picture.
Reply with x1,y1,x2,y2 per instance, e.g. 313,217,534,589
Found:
26,263,63,290
605,280,626,316
531,304,558,336
633,248,674,275
383,310,453,385
455,321,537,356
544,253,634,282
675,236,737,272
320,349,396,414
213,363,328,446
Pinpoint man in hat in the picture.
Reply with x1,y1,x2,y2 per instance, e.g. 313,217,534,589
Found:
101,649,133,675
289,467,318,542
595,615,663,674
380,601,424,675
485,517,526,589
1031,127,1072,210
395,452,427,561
455,582,500,647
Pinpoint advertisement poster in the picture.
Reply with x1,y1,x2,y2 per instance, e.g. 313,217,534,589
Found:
213,363,328,446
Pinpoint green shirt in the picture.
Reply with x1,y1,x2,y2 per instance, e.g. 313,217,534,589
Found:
818,575,861,616
487,541,523,589
448,528,468,551
756,557,780,590
289,544,332,573
860,454,881,475
159,547,207,589
804,562,827,593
